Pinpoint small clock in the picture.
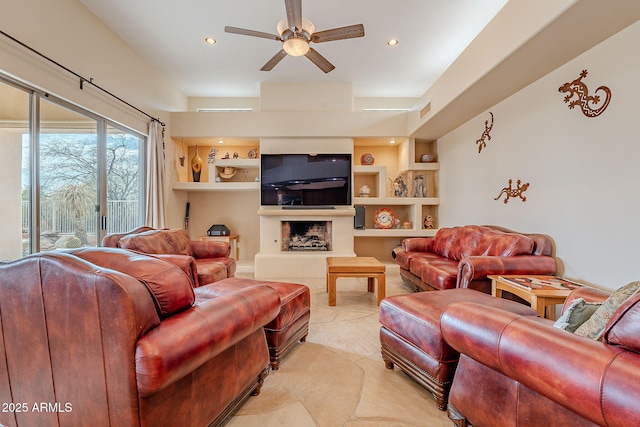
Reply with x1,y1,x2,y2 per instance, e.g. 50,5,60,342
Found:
374,208,395,229
247,148,258,159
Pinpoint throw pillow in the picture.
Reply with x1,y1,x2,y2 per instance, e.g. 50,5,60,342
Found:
553,298,602,333
574,281,640,340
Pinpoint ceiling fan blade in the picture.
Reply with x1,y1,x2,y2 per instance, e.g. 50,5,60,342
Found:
225,26,281,41
261,50,288,71
311,24,365,43
284,0,302,31
305,48,335,73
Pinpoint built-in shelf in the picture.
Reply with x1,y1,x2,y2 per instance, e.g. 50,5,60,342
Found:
173,158,261,191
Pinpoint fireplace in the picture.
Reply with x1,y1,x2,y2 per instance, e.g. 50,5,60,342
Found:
281,221,332,251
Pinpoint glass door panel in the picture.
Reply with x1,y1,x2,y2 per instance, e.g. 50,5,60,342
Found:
104,124,144,240
39,99,98,250
0,81,30,259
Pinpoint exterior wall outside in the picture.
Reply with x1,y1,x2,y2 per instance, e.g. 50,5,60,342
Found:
438,20,640,290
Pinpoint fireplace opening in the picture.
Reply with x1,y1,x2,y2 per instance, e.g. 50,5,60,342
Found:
281,221,332,251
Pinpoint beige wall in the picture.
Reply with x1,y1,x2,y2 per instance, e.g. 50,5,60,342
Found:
438,20,640,290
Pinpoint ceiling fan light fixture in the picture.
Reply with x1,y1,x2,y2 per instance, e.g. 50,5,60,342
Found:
283,36,310,56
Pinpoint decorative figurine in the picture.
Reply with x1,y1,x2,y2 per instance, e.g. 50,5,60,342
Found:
424,215,434,229
413,174,426,197
207,147,216,164
391,174,408,197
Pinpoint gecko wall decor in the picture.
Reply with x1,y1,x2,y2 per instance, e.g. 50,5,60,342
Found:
558,70,611,118
475,112,494,153
494,179,529,204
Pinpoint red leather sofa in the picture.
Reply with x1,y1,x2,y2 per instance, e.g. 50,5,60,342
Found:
441,286,640,427
394,225,557,293
0,248,279,427
103,227,236,285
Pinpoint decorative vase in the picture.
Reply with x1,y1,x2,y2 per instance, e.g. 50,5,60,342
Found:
361,153,375,165
420,153,434,162
359,185,371,197
191,145,203,182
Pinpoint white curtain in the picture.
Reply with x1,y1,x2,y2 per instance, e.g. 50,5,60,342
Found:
145,121,166,228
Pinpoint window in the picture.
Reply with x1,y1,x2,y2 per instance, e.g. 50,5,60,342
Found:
0,75,146,259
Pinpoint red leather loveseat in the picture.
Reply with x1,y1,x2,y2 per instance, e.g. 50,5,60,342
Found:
103,227,235,285
394,225,556,293
442,285,640,426
0,248,278,427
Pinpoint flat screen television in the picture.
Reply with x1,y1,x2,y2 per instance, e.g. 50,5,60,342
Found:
260,153,352,207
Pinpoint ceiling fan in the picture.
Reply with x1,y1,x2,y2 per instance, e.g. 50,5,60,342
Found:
224,0,365,73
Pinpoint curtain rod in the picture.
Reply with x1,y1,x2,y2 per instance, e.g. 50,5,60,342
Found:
0,30,165,127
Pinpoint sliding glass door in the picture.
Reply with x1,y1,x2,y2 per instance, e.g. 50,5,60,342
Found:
0,75,146,259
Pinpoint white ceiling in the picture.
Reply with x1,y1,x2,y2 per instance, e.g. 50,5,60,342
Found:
79,0,509,99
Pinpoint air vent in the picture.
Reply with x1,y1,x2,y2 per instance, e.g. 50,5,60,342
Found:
420,101,432,119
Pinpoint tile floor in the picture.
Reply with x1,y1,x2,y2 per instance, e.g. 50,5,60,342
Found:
227,267,452,427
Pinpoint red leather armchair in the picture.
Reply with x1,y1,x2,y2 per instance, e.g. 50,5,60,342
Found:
441,286,640,427
103,227,236,286
0,248,279,427
394,225,557,293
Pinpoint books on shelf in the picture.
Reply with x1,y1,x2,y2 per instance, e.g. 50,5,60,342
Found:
497,276,584,291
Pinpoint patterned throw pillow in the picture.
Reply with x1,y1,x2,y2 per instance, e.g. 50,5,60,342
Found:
574,281,640,340
553,298,602,333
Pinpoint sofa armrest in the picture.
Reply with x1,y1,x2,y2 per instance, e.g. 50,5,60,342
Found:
561,286,611,312
441,302,639,427
401,237,434,253
191,240,231,258
456,255,557,288
135,285,280,397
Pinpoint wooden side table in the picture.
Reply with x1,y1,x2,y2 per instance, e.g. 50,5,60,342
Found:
489,275,576,320
200,234,239,260
326,257,386,306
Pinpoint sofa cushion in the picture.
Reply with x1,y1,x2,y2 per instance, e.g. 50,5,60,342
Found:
69,247,195,317
120,229,194,257
574,281,640,340
447,225,488,260
553,298,602,333
603,293,640,353
472,230,534,257
411,256,459,290
432,227,461,258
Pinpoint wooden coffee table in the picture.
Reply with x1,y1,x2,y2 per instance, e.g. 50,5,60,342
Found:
326,257,386,306
489,275,579,320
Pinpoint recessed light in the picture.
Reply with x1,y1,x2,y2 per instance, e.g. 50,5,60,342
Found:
218,139,224,144
389,139,396,144
387,39,399,46
205,37,217,45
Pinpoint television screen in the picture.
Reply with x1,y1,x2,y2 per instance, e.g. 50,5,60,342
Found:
260,154,352,207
